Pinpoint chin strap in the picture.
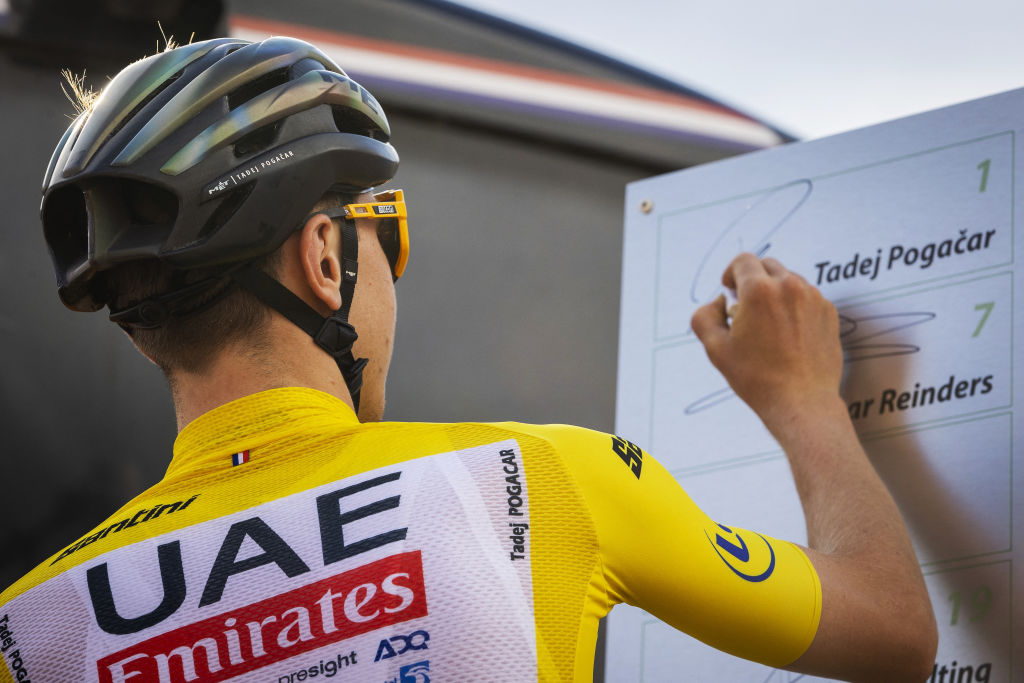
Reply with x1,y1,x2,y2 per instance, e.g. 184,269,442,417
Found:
230,216,367,412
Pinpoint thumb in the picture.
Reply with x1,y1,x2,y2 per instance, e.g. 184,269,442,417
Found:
691,294,730,352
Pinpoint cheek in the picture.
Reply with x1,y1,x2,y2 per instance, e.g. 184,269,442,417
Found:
352,224,396,333
352,267,396,346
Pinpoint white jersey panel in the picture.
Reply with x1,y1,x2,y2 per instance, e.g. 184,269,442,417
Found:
0,440,535,683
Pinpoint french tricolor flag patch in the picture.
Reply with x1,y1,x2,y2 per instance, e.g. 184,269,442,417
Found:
231,450,250,466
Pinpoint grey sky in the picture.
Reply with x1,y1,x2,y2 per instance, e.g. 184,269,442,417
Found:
453,0,1024,140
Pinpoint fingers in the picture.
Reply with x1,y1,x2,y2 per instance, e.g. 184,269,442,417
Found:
722,251,777,291
692,294,729,351
723,253,803,294
760,257,787,278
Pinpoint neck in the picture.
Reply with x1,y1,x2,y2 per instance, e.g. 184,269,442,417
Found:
167,316,353,431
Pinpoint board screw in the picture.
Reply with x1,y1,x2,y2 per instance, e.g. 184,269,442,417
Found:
640,199,654,214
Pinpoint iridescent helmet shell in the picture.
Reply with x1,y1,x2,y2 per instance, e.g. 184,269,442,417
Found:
41,36,399,311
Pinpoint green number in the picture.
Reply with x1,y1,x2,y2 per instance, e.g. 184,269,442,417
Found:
973,302,994,337
948,585,993,625
948,591,961,625
970,586,992,623
978,159,991,192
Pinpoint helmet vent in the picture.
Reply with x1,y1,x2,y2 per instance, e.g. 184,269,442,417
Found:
227,68,290,111
105,70,184,150
332,106,388,142
197,183,255,242
42,184,88,274
233,121,282,158
121,179,178,228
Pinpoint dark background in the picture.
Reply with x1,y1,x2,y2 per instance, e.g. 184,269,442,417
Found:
0,0,780,607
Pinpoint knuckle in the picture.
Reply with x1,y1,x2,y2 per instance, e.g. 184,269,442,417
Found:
732,252,757,269
746,278,774,302
780,273,805,296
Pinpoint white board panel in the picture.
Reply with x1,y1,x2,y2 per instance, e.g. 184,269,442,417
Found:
611,88,1023,682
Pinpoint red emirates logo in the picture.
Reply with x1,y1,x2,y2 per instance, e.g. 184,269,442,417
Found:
98,551,427,683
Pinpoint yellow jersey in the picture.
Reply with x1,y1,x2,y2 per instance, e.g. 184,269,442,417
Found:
0,387,820,682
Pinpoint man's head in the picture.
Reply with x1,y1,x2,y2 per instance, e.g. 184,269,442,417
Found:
40,36,406,418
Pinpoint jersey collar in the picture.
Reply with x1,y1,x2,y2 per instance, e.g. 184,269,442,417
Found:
168,387,360,476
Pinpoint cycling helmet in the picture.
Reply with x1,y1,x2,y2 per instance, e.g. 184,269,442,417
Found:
40,36,401,410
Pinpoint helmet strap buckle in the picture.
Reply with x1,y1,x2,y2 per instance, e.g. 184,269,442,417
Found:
230,256,368,413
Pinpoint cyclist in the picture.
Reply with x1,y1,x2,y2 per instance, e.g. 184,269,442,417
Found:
1,36,936,682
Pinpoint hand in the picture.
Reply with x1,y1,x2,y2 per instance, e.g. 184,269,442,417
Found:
691,253,843,428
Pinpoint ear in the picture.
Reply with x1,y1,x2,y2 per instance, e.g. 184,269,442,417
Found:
298,213,343,311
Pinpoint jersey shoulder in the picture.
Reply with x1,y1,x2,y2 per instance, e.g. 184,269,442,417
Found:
487,421,642,473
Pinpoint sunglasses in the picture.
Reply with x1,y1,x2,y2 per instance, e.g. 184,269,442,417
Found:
308,189,409,282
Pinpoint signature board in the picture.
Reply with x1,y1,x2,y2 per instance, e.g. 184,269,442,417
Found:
610,88,1022,682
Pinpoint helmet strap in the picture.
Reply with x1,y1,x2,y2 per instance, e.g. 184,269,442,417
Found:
108,265,245,330
230,217,368,413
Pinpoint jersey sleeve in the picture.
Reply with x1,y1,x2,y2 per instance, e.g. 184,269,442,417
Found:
535,424,821,668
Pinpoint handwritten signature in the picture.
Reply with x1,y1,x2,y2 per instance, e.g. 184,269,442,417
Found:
682,310,937,414
690,179,813,304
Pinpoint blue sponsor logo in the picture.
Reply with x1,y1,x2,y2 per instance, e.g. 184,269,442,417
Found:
399,660,430,683
375,630,430,662
705,523,776,582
